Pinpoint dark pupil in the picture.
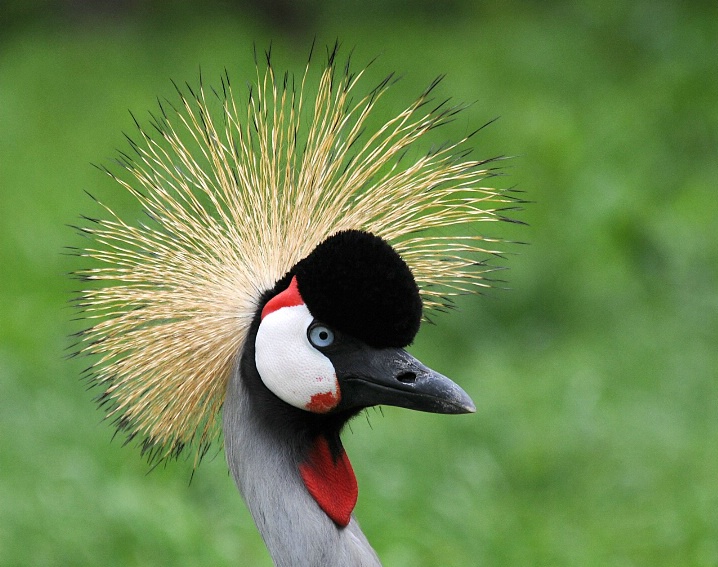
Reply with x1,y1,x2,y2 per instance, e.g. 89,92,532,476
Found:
319,331,328,340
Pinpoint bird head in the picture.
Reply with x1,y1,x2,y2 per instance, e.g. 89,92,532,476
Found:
254,229,474,420
72,48,520,468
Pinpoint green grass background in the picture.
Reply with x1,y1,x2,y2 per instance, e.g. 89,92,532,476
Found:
1,1,716,565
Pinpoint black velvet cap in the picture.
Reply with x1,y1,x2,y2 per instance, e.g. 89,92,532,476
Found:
288,230,422,348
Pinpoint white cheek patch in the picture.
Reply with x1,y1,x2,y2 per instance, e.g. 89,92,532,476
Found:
255,304,340,413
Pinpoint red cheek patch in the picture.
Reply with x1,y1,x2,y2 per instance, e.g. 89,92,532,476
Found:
306,389,341,413
261,276,304,319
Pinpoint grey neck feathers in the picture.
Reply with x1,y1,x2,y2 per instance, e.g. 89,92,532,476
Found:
223,363,382,567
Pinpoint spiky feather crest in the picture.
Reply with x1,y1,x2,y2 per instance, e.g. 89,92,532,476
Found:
73,46,520,465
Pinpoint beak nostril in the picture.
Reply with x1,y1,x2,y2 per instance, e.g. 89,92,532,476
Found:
396,371,417,384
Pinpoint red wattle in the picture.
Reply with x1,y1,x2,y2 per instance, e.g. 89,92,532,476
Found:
299,435,358,527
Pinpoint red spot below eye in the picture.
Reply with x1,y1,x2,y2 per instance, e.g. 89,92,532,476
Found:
306,390,340,413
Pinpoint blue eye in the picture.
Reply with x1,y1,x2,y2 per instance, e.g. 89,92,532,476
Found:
308,324,335,348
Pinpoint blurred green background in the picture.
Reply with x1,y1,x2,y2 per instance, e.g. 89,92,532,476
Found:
1,1,716,565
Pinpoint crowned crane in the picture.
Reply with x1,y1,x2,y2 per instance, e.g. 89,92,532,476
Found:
72,46,519,566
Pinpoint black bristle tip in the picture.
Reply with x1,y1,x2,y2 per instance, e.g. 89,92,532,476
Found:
285,230,422,349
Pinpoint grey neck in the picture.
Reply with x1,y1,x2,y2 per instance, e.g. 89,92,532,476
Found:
223,363,382,567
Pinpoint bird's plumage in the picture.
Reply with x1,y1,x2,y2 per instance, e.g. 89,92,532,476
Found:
72,44,521,566
224,315,381,566
286,229,422,348
73,46,516,465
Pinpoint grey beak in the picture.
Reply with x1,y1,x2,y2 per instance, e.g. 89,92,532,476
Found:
331,345,475,414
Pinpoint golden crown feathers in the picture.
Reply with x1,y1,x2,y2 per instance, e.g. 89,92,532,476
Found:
71,45,522,465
